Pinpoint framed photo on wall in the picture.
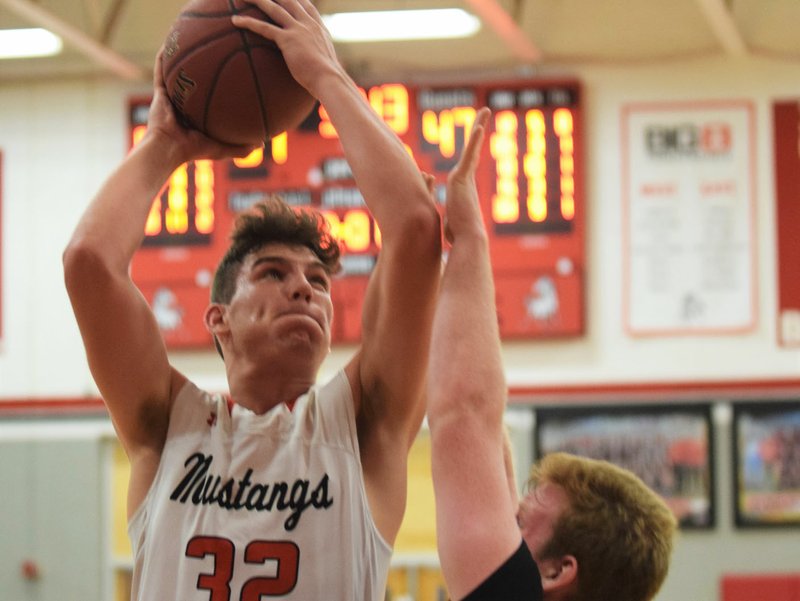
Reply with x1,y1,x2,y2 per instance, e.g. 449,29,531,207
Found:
732,400,800,527
534,403,715,528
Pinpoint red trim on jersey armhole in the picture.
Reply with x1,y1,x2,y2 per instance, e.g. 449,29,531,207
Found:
226,397,235,415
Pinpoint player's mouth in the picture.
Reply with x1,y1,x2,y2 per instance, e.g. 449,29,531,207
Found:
277,310,325,332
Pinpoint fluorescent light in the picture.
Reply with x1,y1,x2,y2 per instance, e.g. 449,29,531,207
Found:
0,28,63,59
322,9,481,42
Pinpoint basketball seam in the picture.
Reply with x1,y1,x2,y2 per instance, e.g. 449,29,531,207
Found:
229,0,271,141
239,38,271,142
201,49,247,136
162,29,241,80
181,11,234,18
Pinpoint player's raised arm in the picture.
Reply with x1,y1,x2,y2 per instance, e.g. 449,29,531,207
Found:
427,108,523,600
233,0,442,542
62,54,254,508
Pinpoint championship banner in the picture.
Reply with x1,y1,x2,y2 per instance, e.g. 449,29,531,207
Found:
621,101,757,336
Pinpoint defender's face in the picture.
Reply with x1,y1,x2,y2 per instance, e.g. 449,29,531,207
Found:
517,480,569,561
226,243,334,359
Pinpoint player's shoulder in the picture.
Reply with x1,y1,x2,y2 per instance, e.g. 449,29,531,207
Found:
167,369,227,424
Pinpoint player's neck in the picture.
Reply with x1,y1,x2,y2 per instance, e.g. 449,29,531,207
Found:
225,355,316,414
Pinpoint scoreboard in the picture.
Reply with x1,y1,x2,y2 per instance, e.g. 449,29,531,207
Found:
129,78,585,348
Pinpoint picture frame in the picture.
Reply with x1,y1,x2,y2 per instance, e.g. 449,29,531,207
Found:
534,403,715,529
732,400,800,527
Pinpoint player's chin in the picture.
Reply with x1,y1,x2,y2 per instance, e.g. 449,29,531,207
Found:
275,320,328,350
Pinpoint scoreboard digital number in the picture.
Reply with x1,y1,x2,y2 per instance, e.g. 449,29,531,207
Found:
129,79,585,348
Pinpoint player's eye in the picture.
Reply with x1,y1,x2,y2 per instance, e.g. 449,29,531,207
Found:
310,274,330,291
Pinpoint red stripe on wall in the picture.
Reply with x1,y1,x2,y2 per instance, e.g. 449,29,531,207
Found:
3,376,800,417
0,398,107,417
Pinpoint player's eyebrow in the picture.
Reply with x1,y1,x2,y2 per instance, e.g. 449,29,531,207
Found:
251,254,332,275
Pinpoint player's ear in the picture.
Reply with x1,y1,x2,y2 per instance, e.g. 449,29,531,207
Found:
204,303,228,336
539,554,578,594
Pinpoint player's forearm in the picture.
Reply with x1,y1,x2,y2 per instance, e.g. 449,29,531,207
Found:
428,236,506,422
64,134,182,274
314,69,437,239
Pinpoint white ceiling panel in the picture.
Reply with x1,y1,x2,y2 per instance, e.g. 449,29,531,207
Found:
0,0,797,83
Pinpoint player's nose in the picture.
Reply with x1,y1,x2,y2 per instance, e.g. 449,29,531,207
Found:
288,273,313,302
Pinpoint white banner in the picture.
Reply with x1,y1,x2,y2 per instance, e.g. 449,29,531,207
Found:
622,101,756,335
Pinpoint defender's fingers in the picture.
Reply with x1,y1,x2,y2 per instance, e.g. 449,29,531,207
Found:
473,106,491,134
466,107,491,154
422,172,436,195
455,108,490,175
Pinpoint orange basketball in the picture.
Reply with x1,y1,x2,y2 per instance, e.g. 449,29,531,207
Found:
161,0,316,145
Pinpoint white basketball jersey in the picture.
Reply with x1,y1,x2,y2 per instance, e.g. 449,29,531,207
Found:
128,370,392,600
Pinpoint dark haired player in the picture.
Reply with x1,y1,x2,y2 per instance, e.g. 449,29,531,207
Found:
64,0,440,598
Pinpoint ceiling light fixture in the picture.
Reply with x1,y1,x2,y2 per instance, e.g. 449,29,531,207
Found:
322,8,481,42
0,27,63,59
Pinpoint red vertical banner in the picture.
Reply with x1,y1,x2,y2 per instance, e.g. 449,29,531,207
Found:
773,102,800,346
0,150,3,344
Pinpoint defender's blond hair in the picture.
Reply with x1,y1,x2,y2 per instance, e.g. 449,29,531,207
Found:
528,452,677,601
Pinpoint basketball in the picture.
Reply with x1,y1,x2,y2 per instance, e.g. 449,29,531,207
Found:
161,0,316,145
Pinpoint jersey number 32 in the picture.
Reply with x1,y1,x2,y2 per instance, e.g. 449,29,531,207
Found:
186,536,299,599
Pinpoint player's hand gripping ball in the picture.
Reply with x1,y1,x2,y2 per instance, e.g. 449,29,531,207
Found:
161,0,316,145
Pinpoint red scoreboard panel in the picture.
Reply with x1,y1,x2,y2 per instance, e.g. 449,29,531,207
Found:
129,79,585,348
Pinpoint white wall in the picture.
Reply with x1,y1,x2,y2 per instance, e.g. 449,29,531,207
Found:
4,57,799,396
1,55,799,601
0,77,150,396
